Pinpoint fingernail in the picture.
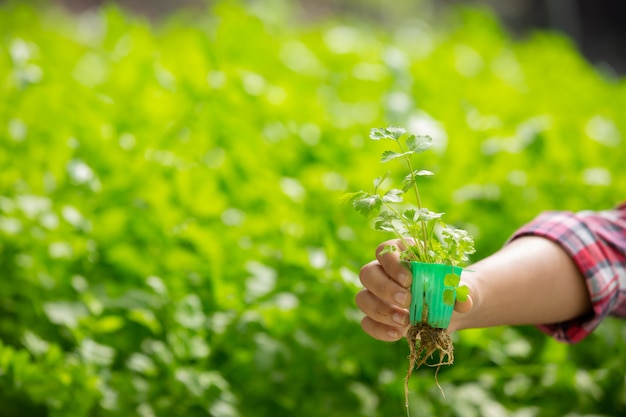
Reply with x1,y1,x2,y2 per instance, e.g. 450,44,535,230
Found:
388,329,400,339
394,292,408,307
399,272,410,287
393,312,406,325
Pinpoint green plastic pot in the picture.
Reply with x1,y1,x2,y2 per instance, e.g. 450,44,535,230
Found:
409,262,463,329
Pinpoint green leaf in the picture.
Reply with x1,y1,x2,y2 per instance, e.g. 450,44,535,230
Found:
402,209,417,221
381,150,412,163
342,191,366,204
405,134,433,153
416,209,444,222
373,172,390,191
444,273,460,287
377,245,397,256
352,194,381,216
402,170,434,191
456,285,470,302
374,218,396,232
414,169,434,177
128,309,162,334
94,315,125,333
382,189,403,203
442,289,455,306
370,127,406,141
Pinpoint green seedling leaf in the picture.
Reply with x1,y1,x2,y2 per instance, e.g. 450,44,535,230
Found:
402,209,417,221
416,209,444,222
402,170,434,191
405,134,433,153
373,172,390,191
377,245,397,256
343,191,367,207
399,250,418,262
381,150,412,163
352,194,381,217
370,127,406,141
456,285,470,302
402,179,413,193
375,211,399,232
444,273,460,287
442,289,455,306
374,218,395,232
414,169,434,177
343,191,366,201
382,189,404,203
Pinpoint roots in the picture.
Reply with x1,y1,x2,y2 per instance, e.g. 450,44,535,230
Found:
404,323,454,415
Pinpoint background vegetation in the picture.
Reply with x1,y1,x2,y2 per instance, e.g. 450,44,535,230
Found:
1,0,625,416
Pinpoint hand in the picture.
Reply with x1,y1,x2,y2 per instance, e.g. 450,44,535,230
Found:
355,239,474,341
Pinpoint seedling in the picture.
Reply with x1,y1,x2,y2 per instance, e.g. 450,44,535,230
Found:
347,127,475,411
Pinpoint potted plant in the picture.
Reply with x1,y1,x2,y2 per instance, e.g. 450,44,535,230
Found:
347,127,475,406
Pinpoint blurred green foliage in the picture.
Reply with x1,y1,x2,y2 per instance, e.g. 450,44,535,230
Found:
1,0,625,416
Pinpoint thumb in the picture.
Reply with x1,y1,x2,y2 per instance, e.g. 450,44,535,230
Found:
454,294,473,314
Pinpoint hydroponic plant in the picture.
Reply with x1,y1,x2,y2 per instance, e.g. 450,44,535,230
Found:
348,127,476,410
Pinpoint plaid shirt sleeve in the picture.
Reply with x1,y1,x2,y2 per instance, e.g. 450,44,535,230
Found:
509,202,626,343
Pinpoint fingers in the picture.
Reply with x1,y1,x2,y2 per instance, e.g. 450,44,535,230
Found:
356,289,409,341
357,251,412,342
360,316,407,342
355,289,409,326
359,260,411,309
374,239,413,288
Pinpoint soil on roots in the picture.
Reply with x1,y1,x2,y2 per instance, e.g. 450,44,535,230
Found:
404,323,454,412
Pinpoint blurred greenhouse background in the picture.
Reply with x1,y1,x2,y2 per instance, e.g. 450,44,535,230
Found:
1,0,625,416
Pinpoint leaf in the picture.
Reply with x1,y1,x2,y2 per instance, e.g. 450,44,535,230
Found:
416,209,444,222
374,218,395,232
402,170,434,191
370,126,406,141
382,189,403,203
402,209,417,221
43,301,88,329
414,169,434,177
444,273,460,287
380,150,412,163
343,191,367,202
373,172,390,191
405,134,433,153
128,308,162,334
442,289,455,306
345,192,382,217
94,315,125,333
369,128,387,140
79,339,116,367
352,194,381,217
456,285,470,302
377,245,397,256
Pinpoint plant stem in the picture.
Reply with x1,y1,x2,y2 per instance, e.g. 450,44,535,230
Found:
398,140,431,262
383,202,423,261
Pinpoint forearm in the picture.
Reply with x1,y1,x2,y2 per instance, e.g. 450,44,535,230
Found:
451,236,593,332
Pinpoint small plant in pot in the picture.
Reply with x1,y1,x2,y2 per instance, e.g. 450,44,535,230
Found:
347,127,475,409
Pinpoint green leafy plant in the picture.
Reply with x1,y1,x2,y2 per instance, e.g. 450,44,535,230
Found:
348,127,475,303
348,126,476,409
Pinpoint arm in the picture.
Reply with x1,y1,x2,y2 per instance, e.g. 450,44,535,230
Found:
450,236,592,332
356,236,591,341
356,205,626,343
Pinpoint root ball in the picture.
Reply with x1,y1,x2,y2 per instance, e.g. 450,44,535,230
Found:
404,323,454,412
